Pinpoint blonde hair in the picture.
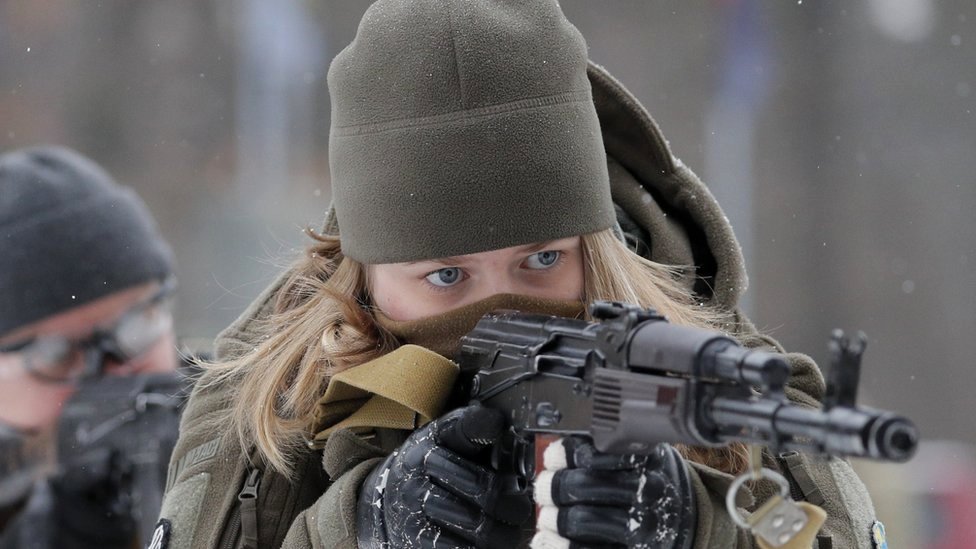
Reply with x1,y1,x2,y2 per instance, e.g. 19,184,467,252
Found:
205,228,749,476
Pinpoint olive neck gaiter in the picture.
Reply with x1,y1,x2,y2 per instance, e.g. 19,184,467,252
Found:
373,293,585,359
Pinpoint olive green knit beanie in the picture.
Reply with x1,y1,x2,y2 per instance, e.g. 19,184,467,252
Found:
327,0,615,264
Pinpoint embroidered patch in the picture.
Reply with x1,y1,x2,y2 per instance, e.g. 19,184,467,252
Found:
148,518,171,549
871,520,888,549
166,437,221,491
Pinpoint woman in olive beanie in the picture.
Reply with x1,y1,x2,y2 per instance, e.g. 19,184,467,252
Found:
158,1,879,548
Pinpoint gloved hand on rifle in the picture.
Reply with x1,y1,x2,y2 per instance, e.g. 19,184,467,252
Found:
357,405,534,548
531,438,697,549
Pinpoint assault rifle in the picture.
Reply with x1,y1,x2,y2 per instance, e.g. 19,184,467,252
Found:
56,371,188,546
455,301,917,481
0,371,190,549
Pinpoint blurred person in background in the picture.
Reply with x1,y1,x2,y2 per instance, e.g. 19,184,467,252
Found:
0,146,191,548
158,1,887,548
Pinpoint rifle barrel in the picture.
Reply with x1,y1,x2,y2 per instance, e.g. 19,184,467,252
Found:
709,396,918,461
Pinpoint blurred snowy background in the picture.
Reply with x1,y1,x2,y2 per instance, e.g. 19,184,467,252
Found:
2,1,974,544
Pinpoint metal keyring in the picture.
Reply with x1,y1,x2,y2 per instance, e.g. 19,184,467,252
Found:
725,467,791,530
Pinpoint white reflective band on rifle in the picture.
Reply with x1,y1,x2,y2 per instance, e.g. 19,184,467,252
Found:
529,529,570,549
534,470,556,506
542,438,568,470
534,507,561,535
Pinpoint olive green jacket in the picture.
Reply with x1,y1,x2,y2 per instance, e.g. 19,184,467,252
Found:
158,62,878,549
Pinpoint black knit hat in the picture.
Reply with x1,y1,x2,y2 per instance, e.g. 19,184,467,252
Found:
327,0,615,264
0,146,175,336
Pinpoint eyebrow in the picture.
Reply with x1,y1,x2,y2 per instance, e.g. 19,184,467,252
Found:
518,240,553,254
405,255,466,267
404,240,561,267
0,337,35,353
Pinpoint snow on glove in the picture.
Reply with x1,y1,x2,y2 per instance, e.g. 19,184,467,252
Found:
531,438,696,549
357,404,533,548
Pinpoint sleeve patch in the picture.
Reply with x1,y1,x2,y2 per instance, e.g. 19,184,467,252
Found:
871,520,888,549
148,519,172,549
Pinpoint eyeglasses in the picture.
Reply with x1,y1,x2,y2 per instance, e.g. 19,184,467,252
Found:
0,278,176,384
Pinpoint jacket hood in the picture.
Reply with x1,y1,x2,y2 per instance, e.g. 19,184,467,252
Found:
214,62,746,360
586,61,746,309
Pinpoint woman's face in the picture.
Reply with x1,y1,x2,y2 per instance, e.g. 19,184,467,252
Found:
369,236,584,321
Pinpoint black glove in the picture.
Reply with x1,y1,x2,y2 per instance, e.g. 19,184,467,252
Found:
357,405,533,548
50,447,137,548
532,438,696,549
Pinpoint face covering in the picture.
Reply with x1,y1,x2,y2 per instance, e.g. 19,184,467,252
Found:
373,293,585,359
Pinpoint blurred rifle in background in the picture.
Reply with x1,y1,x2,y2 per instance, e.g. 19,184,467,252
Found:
55,372,189,546
1,371,191,548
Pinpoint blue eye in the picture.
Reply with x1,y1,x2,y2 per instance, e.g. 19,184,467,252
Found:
525,250,560,269
425,267,464,287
